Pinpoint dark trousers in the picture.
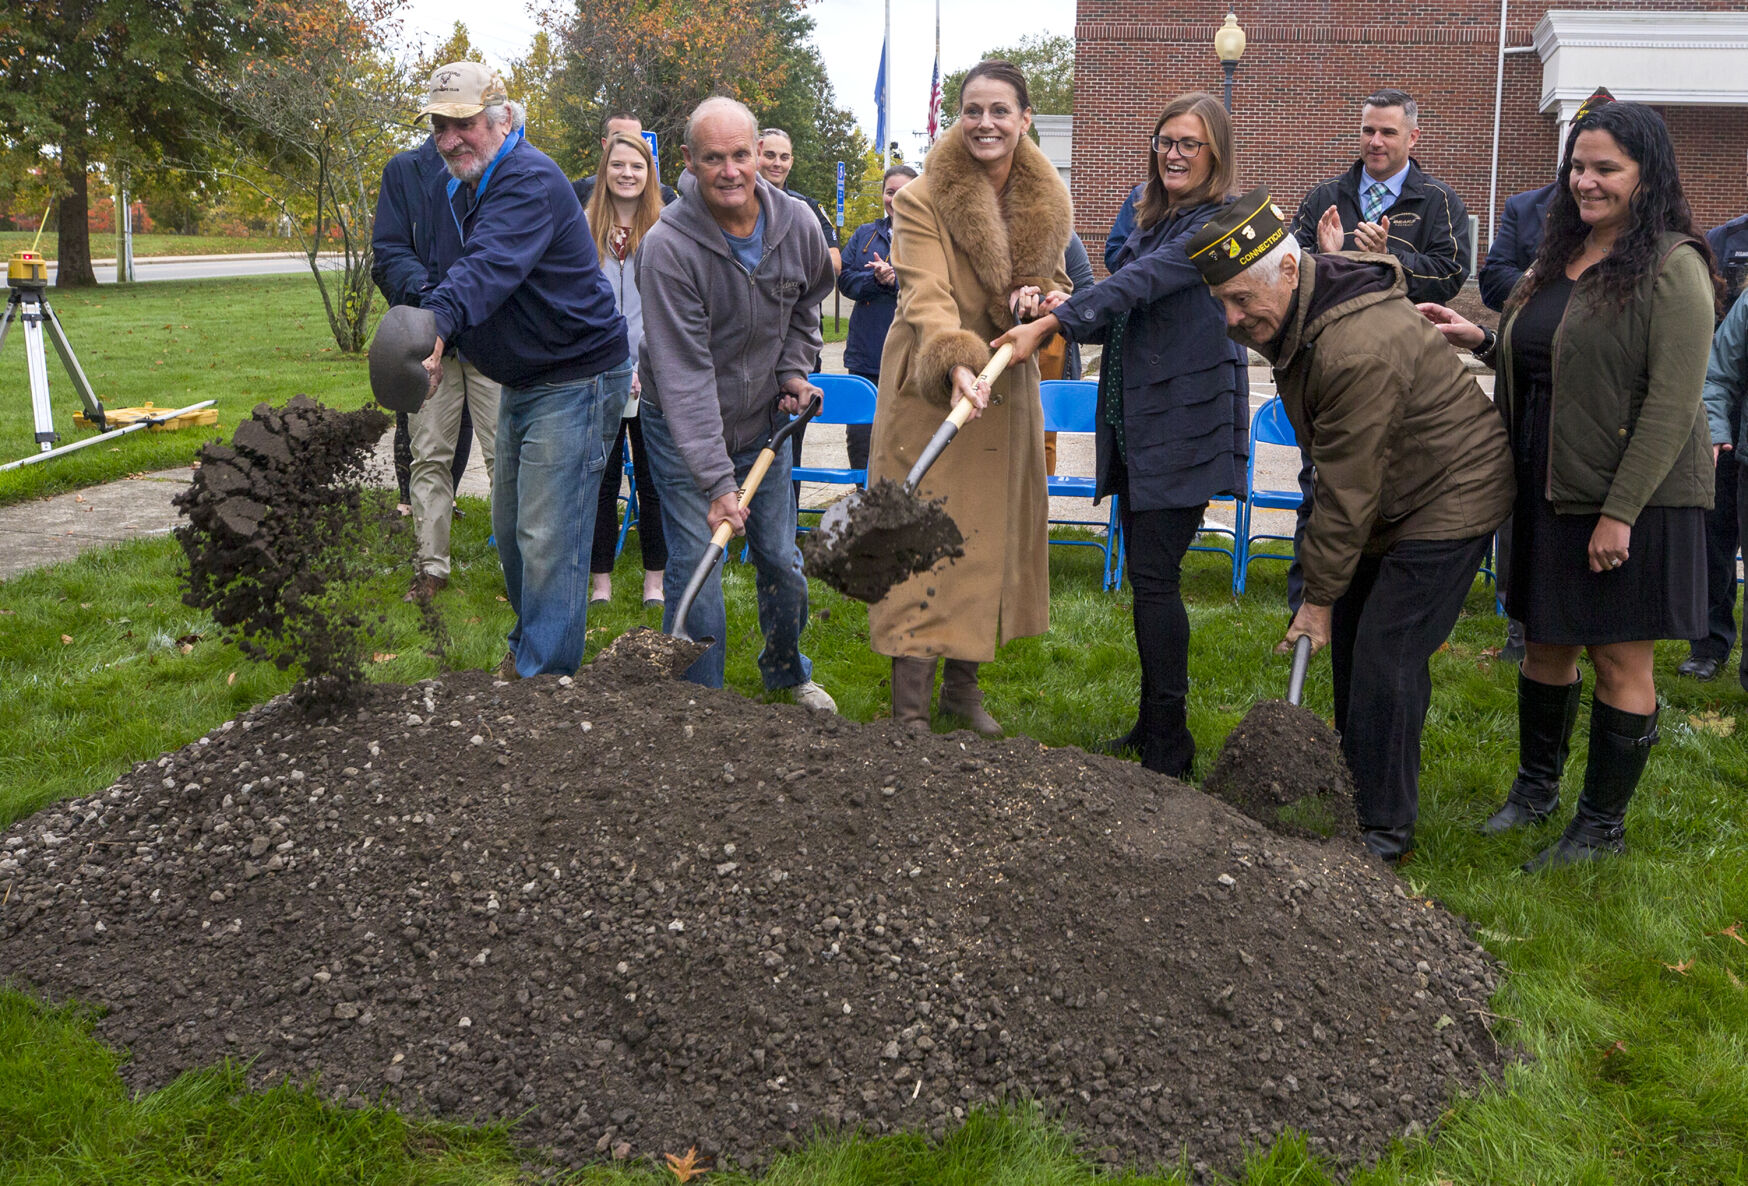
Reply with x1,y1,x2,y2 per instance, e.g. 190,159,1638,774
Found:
1330,534,1492,832
590,415,667,574
1693,455,1741,661
393,403,472,505
1121,499,1206,714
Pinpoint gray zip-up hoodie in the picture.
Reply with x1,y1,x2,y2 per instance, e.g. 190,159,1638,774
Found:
636,173,834,501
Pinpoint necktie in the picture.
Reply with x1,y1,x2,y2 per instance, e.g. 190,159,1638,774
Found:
1362,180,1389,224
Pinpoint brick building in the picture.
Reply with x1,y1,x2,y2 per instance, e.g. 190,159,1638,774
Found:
1072,4,1748,273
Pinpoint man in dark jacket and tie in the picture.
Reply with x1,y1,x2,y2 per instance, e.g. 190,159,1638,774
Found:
1290,89,1470,305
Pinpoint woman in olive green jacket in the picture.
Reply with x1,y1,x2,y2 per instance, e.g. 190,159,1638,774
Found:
1421,101,1721,872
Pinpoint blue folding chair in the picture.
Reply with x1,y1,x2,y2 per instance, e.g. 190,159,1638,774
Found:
1039,379,1123,591
1234,395,1304,594
792,373,878,526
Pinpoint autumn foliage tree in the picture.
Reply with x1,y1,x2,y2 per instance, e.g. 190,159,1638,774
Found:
543,0,866,216
0,0,278,285
545,0,802,187
212,0,414,352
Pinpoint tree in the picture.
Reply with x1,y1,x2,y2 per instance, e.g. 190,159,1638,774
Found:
941,33,1074,122
0,0,278,286
840,149,888,234
510,32,573,175
757,19,870,217
211,0,414,351
545,0,804,188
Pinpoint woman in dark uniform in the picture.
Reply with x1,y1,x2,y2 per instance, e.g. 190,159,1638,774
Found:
1420,101,1721,871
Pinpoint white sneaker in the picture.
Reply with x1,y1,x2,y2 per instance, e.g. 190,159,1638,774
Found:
791,680,838,713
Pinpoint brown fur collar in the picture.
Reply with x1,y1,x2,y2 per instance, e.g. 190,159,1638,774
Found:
922,128,1074,330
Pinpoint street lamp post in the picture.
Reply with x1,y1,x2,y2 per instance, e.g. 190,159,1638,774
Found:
1215,12,1247,113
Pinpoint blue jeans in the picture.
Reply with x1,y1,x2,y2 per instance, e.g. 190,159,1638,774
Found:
492,362,631,677
641,401,813,690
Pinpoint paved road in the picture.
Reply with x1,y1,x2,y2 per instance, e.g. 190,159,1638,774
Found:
45,253,343,285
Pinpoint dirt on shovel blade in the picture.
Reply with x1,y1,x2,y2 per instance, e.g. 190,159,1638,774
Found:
801,478,965,603
1202,700,1360,841
593,626,712,681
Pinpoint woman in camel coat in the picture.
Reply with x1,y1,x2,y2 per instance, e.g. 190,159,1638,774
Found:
867,59,1073,735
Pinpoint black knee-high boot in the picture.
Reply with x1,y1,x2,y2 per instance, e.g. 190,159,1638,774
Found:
1481,671,1583,833
1523,699,1658,872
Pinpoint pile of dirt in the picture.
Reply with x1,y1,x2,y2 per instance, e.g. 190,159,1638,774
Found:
1203,701,1360,841
802,479,964,604
173,396,394,707
1,636,1503,1178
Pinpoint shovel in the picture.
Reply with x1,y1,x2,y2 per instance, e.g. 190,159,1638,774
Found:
803,344,1015,603
1286,634,1313,706
669,395,821,643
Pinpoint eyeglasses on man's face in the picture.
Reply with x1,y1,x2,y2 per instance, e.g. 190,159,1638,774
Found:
1152,135,1207,158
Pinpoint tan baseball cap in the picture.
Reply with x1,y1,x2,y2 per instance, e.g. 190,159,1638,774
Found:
418,62,508,119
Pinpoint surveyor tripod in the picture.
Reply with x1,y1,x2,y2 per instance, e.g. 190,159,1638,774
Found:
0,257,108,451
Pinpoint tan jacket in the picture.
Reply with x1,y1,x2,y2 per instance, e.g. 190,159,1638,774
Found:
867,131,1073,660
1269,253,1515,606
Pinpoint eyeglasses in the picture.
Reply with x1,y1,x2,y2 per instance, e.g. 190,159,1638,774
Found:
1152,135,1208,158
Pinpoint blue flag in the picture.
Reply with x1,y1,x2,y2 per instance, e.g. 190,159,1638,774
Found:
874,37,888,161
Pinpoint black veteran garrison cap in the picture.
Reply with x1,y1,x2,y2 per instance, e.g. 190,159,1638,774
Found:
1575,86,1614,123
1187,187,1289,285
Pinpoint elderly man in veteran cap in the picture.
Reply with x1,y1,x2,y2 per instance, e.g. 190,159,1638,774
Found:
414,62,630,679
1189,189,1515,865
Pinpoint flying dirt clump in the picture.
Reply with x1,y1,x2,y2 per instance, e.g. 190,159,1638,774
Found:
173,395,392,709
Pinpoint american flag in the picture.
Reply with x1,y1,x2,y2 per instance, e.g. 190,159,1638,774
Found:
927,53,941,142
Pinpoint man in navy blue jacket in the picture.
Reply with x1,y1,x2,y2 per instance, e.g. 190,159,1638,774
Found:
414,62,630,679
371,134,496,602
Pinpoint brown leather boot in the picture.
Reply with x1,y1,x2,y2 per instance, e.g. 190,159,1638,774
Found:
890,656,937,732
939,659,1002,737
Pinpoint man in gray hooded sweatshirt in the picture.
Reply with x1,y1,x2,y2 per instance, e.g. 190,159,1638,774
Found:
637,96,838,705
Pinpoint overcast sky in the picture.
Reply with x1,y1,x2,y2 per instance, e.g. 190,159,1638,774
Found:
395,0,1077,154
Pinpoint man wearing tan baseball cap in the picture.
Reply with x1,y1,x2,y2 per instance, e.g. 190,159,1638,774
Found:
409,61,632,679
418,61,508,119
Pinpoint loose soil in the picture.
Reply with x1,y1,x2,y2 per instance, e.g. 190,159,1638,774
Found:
1,632,1505,1178
802,478,964,604
173,395,394,707
1204,701,1360,841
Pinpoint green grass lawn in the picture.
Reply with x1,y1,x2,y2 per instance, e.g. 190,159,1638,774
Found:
2,279,1747,1183
3,513,1747,1184
0,232,309,260
0,275,374,506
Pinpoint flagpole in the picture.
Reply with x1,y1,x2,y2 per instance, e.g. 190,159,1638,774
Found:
932,0,941,148
883,0,893,163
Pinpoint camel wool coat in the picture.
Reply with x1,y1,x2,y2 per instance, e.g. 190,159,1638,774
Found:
867,130,1073,661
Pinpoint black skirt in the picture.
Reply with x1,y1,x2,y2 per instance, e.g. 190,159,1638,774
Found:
1504,379,1706,646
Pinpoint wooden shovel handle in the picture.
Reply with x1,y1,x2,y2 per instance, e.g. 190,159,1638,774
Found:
706,449,777,550
944,343,1017,429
